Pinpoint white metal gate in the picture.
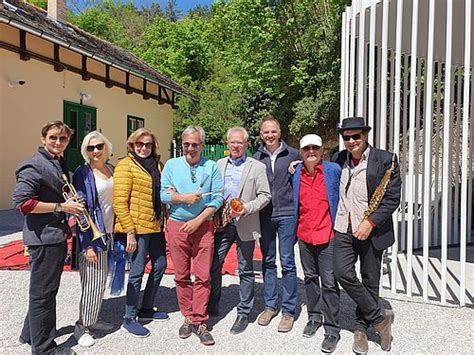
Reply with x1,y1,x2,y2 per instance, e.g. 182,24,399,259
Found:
340,0,473,306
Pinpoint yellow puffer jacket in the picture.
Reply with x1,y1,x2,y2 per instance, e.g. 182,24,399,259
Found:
113,154,162,234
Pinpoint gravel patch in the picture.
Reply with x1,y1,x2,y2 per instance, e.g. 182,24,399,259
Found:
0,270,472,354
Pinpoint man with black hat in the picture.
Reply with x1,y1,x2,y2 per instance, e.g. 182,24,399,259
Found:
332,117,401,354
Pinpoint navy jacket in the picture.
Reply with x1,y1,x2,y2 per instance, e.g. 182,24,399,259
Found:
73,163,113,252
332,148,401,250
13,147,68,246
253,141,301,218
291,161,341,234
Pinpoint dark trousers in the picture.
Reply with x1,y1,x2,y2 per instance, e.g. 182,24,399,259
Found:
209,224,256,316
299,239,340,336
333,231,384,331
20,241,67,354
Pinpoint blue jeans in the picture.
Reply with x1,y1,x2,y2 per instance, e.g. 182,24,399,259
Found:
259,215,297,316
124,233,167,319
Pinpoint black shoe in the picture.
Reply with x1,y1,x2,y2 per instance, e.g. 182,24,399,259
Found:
194,323,215,346
321,334,340,353
47,346,76,355
303,320,322,338
18,336,30,345
230,315,249,335
179,317,193,339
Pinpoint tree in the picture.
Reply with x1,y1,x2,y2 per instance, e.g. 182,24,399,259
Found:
164,0,182,22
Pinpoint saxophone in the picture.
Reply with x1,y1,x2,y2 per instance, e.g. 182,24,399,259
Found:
362,154,396,221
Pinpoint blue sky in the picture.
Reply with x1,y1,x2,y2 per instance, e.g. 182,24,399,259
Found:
132,0,215,13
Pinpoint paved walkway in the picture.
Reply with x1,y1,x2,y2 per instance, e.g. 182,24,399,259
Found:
1,234,473,354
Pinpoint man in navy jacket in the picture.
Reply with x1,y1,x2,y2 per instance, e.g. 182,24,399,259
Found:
253,115,301,332
291,134,342,353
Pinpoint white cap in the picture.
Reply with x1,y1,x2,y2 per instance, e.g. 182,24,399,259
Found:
299,134,322,149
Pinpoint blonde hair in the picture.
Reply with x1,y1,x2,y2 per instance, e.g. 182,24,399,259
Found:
127,128,160,159
80,131,113,163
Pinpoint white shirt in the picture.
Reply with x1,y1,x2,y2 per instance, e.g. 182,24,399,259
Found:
264,142,284,173
94,173,114,233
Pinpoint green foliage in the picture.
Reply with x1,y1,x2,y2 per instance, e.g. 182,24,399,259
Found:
27,0,47,10
70,0,346,144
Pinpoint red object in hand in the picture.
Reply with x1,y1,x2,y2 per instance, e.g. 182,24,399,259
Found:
230,198,244,213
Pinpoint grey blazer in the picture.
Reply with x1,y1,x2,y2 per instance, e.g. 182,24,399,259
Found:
217,156,271,241
12,148,68,246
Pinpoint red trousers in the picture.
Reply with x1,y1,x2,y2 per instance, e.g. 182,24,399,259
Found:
166,219,215,324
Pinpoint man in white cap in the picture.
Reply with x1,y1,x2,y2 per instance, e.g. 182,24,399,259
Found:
291,134,342,353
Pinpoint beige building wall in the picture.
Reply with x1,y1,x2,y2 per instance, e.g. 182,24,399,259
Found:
0,49,174,209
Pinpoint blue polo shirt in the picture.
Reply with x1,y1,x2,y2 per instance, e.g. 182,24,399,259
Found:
223,154,246,200
160,156,224,222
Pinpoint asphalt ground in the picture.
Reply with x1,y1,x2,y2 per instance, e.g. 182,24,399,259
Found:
0,231,473,354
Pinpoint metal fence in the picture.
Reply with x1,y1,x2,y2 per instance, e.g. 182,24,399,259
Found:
340,0,473,306
169,141,257,161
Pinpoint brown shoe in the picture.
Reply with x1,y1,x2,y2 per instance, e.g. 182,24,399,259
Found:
352,330,369,354
179,317,193,339
194,323,215,346
373,310,395,351
257,308,278,326
277,315,294,333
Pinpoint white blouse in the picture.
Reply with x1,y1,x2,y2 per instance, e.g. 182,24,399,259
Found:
94,173,114,234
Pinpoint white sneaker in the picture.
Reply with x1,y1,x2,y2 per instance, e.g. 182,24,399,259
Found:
74,324,95,347
89,320,114,331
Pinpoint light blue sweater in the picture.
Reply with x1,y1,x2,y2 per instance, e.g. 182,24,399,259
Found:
160,156,224,222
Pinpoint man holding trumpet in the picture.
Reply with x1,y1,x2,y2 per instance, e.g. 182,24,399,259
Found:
13,121,83,355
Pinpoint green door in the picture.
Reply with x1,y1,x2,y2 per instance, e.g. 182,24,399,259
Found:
63,101,97,172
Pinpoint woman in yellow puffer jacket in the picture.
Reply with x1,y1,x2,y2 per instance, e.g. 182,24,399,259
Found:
113,128,168,338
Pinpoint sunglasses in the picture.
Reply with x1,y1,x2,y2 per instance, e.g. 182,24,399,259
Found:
342,134,362,141
190,167,197,183
86,143,105,152
183,142,201,149
135,141,153,149
48,135,69,143
302,145,321,152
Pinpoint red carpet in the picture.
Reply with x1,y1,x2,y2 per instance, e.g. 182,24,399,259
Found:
0,238,263,276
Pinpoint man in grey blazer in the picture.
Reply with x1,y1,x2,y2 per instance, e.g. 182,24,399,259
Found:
208,126,271,335
13,121,83,355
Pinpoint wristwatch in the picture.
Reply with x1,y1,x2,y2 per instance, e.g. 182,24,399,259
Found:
54,203,63,212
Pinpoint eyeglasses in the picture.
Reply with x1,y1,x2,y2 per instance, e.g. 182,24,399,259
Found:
183,142,202,149
190,167,197,183
228,141,245,146
86,143,105,152
135,141,153,149
48,135,69,143
342,134,362,141
302,145,321,152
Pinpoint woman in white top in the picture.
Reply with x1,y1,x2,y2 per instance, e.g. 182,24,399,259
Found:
72,131,114,347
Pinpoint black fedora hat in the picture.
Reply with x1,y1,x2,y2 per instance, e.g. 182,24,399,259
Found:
337,117,371,133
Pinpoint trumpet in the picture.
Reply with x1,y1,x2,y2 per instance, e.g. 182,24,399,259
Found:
61,174,105,242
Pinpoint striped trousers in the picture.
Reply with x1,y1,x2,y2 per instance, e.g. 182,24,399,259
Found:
78,250,108,327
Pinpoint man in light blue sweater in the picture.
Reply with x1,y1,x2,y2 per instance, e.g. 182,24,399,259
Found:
160,126,223,346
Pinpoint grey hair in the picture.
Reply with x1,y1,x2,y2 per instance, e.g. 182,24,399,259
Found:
80,130,113,163
182,125,206,143
226,126,249,142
